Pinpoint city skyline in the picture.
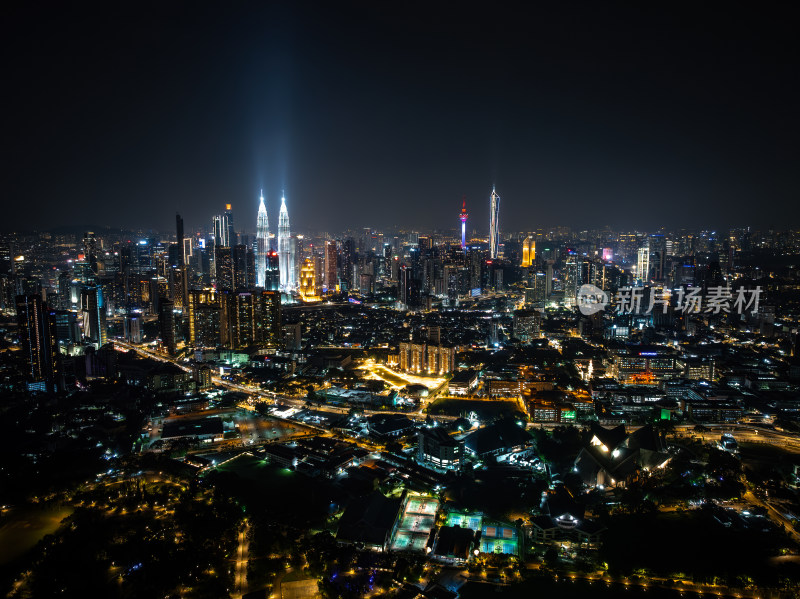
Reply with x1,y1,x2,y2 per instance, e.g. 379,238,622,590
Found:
12,187,796,240
4,5,800,598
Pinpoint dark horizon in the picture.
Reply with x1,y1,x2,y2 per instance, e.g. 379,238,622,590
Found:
3,3,798,234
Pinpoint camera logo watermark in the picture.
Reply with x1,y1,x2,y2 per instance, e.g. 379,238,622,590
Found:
577,284,609,315
578,285,762,316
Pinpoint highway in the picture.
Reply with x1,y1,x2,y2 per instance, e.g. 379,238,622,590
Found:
672,422,800,453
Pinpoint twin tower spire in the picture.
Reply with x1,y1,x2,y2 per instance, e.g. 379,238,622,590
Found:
256,191,294,291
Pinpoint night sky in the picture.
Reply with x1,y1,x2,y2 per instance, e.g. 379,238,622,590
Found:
3,3,798,234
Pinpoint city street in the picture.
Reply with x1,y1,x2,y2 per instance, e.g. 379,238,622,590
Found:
232,521,250,599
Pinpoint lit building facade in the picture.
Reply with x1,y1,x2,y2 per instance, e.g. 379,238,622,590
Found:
324,240,337,292
81,285,107,348
459,197,468,251
220,289,281,349
278,195,294,291
637,244,650,285
299,257,321,301
563,249,579,306
214,245,233,290
188,289,220,348
256,191,269,288
265,250,280,291
418,428,465,470
398,342,455,374
489,186,500,259
16,295,59,391
521,237,536,267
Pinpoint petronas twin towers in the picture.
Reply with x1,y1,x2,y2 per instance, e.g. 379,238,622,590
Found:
277,195,294,291
256,191,295,291
255,192,269,288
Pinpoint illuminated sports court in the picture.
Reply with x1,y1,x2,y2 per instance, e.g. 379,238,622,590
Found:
390,493,439,552
480,521,519,556
445,511,482,531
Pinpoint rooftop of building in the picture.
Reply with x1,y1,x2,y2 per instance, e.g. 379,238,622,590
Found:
161,416,223,439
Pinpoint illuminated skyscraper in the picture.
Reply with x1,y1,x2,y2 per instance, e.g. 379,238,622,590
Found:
521,237,536,267
278,195,293,291
299,258,320,301
324,240,338,292
81,285,107,348
459,196,468,251
16,295,59,392
489,187,500,259
214,245,233,290
224,203,235,246
637,243,650,285
256,191,269,288
83,231,98,275
188,289,220,348
213,204,235,247
265,250,280,291
564,249,579,307
212,215,224,246
220,289,281,349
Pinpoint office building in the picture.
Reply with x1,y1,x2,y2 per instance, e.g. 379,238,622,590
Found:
53,310,80,346
83,231,98,275
324,240,337,292
563,249,580,306
418,427,465,470
81,285,107,348
16,295,59,391
232,244,254,289
213,204,235,247
224,203,235,246
637,244,650,285
214,246,233,290
175,213,185,267
124,314,143,343
158,298,176,355
265,250,280,291
282,322,302,351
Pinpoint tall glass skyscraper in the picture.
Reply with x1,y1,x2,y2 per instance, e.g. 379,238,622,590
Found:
256,191,269,288
16,295,59,391
278,195,294,291
213,204,235,247
489,186,500,259
265,250,280,291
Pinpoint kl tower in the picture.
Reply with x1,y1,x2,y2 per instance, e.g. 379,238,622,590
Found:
460,196,468,252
